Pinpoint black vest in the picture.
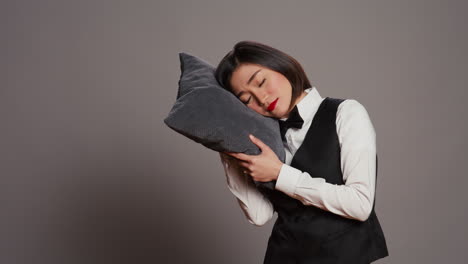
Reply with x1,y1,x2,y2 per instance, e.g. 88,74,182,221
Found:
257,97,389,264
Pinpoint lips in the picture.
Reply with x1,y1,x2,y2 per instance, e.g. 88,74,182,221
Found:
267,98,279,111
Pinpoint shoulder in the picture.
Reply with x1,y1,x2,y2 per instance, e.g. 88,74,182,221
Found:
336,99,372,122
336,98,368,115
335,99,376,141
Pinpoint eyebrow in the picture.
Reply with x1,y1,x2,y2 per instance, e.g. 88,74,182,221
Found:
236,69,262,98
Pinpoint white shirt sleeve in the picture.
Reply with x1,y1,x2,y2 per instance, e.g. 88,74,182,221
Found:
274,99,377,222
219,152,275,226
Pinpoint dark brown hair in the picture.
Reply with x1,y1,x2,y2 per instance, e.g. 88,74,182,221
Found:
215,40,312,112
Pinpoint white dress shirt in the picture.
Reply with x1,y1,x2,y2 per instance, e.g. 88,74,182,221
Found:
219,86,377,226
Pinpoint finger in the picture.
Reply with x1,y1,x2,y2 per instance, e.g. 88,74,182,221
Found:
241,168,251,175
220,152,236,163
227,152,251,162
224,152,238,159
249,134,268,151
238,160,250,169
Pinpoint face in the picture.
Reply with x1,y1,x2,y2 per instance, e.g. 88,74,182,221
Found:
230,63,305,119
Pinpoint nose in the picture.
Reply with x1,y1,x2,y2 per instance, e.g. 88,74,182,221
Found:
261,96,269,107
253,92,268,107
257,97,267,108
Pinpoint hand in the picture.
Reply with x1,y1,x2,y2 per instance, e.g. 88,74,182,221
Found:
224,134,283,182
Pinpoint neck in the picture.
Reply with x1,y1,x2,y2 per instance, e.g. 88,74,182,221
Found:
294,91,308,105
284,91,308,119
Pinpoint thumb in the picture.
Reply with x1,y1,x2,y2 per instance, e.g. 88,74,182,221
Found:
249,134,267,151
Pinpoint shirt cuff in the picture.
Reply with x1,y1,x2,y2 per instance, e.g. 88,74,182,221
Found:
275,163,303,196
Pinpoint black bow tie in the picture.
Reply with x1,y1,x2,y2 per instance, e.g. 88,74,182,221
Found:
278,105,304,141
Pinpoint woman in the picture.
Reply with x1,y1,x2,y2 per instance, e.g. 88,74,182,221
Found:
215,40,389,264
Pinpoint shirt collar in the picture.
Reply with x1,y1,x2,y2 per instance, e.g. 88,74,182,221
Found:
280,86,323,123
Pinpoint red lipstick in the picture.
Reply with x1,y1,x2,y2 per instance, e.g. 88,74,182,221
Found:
267,98,279,111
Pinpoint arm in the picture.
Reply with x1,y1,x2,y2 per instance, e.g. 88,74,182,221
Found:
219,152,275,226
274,99,376,222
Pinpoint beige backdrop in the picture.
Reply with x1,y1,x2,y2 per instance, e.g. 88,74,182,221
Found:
3,0,467,263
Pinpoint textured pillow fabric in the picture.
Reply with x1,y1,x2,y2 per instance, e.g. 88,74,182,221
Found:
163,52,285,189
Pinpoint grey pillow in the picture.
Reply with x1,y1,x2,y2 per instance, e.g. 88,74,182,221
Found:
164,52,284,189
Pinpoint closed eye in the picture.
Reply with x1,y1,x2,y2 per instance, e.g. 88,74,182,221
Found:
242,78,266,105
